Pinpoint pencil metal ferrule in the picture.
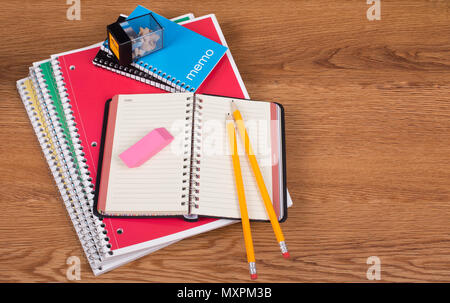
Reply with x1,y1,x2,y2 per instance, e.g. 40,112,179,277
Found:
279,241,288,254
249,262,257,275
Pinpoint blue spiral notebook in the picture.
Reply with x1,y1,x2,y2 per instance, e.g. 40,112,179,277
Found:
122,6,227,92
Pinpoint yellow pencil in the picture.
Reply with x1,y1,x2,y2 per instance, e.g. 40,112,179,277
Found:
226,114,257,280
231,101,289,258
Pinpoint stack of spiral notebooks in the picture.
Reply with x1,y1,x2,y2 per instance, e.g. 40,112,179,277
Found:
16,8,293,275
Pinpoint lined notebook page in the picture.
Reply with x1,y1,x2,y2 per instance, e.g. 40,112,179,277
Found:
193,95,274,220
104,93,192,215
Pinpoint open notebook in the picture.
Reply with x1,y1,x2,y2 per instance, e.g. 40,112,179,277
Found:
95,93,287,221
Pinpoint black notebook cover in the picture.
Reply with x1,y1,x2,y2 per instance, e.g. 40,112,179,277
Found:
93,94,287,223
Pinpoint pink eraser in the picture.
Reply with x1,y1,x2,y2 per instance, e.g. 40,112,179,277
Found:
119,127,174,168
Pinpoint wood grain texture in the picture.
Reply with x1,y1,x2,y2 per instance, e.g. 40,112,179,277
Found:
1,0,450,282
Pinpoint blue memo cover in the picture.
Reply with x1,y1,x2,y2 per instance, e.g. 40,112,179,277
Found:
127,5,228,92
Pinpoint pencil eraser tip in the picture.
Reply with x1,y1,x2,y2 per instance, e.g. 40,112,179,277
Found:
282,252,290,258
250,274,257,280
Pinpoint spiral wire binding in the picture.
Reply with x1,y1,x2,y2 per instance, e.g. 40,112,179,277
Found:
17,79,68,201
94,46,176,93
33,62,114,271
94,46,164,90
30,68,104,256
29,68,107,267
48,59,114,259
17,77,103,273
181,96,203,213
134,59,193,93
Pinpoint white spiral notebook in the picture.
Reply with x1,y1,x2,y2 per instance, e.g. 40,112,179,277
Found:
95,93,287,221
17,77,179,274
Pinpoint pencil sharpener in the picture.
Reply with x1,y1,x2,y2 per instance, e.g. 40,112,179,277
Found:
107,13,164,66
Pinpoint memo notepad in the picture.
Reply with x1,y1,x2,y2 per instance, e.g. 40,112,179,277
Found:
127,6,228,92
95,93,287,221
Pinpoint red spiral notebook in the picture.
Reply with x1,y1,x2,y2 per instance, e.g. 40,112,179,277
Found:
50,15,250,259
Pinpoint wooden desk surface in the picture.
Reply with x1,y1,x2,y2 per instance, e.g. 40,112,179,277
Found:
1,0,449,282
